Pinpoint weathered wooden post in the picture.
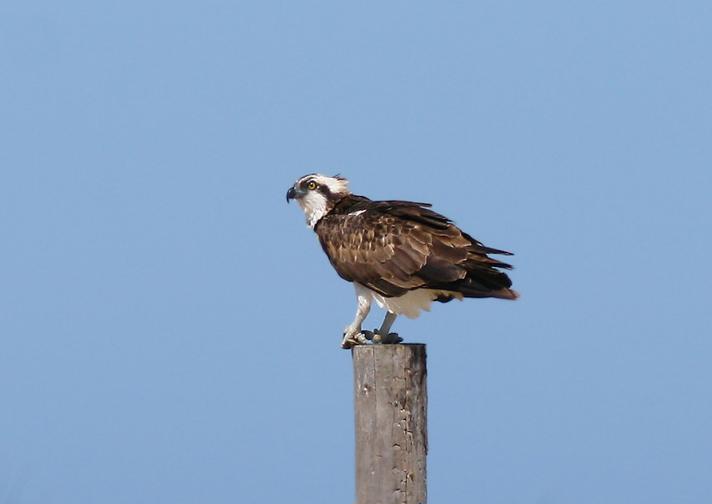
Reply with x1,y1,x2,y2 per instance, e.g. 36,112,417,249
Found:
352,344,428,504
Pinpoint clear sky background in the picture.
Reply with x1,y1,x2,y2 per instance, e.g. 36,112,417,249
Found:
1,1,711,503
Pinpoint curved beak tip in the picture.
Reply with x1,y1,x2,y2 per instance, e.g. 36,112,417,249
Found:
286,187,296,203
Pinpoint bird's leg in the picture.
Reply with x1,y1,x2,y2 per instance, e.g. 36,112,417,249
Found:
341,288,372,349
372,312,402,344
377,312,397,335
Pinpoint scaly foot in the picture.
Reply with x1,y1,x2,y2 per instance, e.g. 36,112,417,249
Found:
341,329,373,349
371,330,403,344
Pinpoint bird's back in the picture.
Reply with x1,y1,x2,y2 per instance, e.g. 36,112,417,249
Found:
315,195,518,301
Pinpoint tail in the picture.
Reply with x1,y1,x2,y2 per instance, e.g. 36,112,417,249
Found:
431,261,519,301
489,287,519,300
451,283,519,300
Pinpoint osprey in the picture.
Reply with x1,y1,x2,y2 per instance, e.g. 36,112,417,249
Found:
286,173,518,348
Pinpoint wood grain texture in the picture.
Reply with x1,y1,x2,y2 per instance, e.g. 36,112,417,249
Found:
353,344,427,504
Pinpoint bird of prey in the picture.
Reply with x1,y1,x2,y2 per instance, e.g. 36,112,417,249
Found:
286,173,518,348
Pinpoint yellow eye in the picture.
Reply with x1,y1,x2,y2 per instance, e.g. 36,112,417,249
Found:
307,181,318,190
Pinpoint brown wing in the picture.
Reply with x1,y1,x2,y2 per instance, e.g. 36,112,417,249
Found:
315,200,517,299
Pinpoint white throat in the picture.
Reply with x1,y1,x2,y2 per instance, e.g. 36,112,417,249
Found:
298,195,330,228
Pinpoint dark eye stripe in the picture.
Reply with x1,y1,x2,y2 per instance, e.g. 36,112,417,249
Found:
299,178,335,199
317,183,333,198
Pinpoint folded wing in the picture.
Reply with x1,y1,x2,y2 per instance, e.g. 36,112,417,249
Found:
315,199,517,300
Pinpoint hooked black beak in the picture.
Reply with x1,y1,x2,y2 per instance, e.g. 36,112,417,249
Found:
286,186,296,203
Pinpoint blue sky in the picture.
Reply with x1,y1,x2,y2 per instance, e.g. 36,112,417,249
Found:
1,1,711,502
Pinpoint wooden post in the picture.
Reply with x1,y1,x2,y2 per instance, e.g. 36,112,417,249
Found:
352,344,428,504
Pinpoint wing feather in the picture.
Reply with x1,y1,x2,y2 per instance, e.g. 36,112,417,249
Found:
315,198,515,299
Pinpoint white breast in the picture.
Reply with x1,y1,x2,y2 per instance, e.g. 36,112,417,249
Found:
361,285,462,319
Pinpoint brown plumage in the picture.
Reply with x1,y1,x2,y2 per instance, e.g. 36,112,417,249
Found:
287,173,517,348
314,195,519,302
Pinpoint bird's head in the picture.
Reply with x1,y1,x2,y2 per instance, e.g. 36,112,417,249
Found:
286,173,351,227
